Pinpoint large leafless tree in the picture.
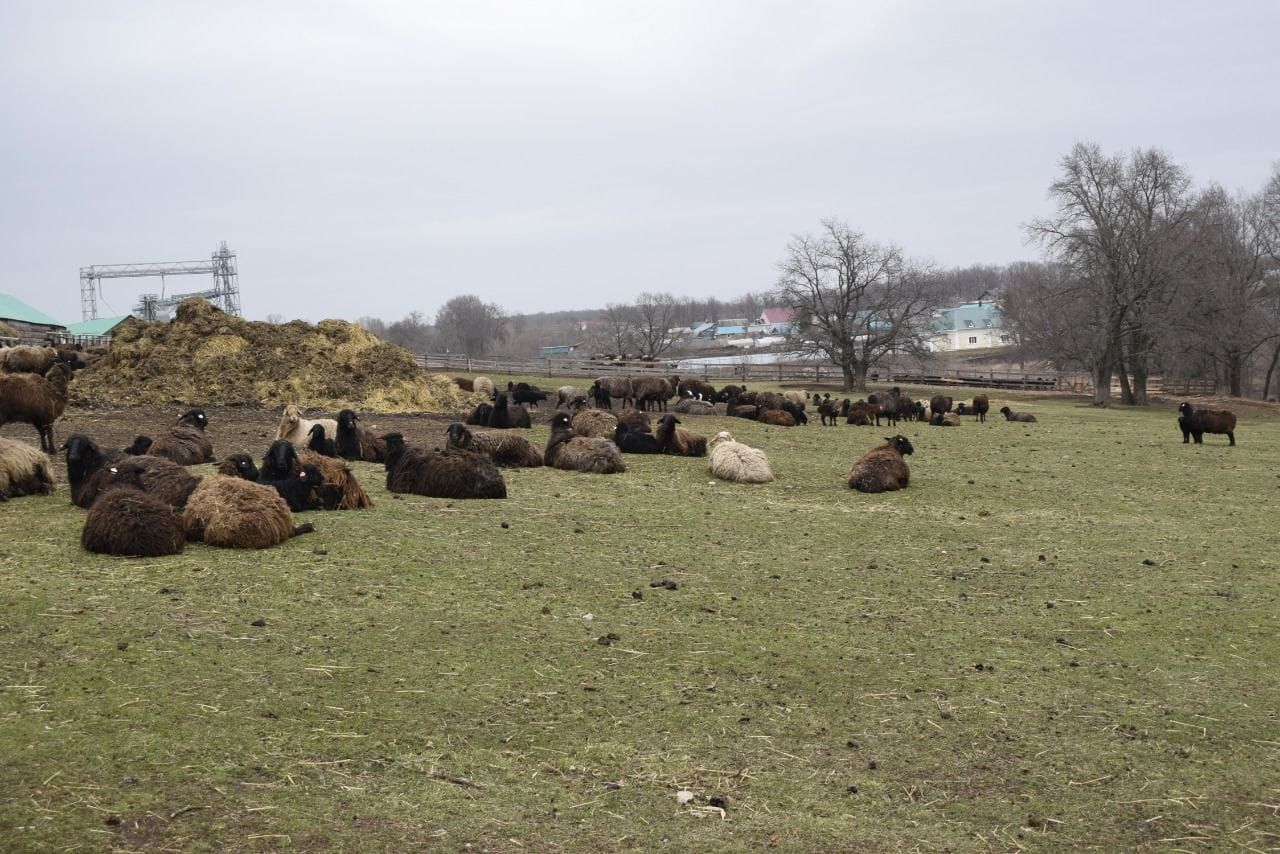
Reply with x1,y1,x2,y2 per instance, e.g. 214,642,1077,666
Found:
775,219,937,391
631,292,680,359
435,295,507,356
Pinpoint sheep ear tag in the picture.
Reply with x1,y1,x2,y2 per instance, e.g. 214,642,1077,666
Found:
109,467,118,473
298,471,307,479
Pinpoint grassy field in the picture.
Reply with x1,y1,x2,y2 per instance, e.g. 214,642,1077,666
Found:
1,388,1278,851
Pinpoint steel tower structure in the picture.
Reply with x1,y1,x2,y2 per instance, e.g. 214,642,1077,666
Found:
79,242,241,321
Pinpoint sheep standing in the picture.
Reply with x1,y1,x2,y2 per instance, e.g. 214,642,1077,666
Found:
81,475,186,557
1177,402,1236,446
593,376,634,409
998,406,1037,423
545,412,626,474
2,345,60,375
183,475,315,548
929,395,953,418
275,404,339,447
336,409,387,462
446,422,543,467
655,414,707,457
383,433,508,499
708,431,774,483
846,436,914,493
149,408,215,465
0,437,55,500
972,394,990,422
0,363,71,452
555,385,581,408
633,376,677,411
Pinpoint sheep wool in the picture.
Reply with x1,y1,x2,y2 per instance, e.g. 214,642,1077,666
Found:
708,432,774,484
275,404,339,447
0,437,55,500
183,475,301,549
82,486,186,557
571,408,618,439
846,436,913,494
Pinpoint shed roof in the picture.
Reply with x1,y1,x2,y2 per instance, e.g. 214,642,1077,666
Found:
65,315,134,336
0,292,63,328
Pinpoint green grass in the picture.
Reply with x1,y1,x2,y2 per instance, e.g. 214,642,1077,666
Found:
2,394,1279,851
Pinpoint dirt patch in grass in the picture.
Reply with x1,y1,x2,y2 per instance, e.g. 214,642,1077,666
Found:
68,298,479,413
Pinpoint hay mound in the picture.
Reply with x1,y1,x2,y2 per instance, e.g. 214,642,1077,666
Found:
0,321,18,338
70,298,477,413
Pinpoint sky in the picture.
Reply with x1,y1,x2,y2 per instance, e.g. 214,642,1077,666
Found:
2,1,1277,325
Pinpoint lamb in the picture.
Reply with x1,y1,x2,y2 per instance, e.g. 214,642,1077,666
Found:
632,376,677,411
972,394,990,423
570,407,619,439
999,406,1038,423
677,378,719,402
846,435,914,493
0,437,55,500
183,475,315,548
655,414,707,457
868,393,899,427
307,423,337,456
757,408,797,427
816,396,839,426
593,376,634,409
259,463,327,512
544,412,626,474
0,362,71,452
473,376,496,400
216,453,261,481
511,387,549,407
708,431,774,483
555,385,581,408
673,397,717,416
614,421,662,454
485,394,532,429
275,404,339,447
383,432,508,499
719,384,745,402
845,400,876,426
336,409,388,461
446,422,543,467
1177,402,1236,446
588,381,613,409
930,411,962,427
149,408,215,465
81,471,186,557
780,401,808,425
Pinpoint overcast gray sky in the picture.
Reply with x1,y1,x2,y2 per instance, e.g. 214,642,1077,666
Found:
2,1,1277,324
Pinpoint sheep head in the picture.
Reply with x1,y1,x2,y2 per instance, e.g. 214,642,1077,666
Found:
337,409,359,430
886,435,914,456
445,423,471,449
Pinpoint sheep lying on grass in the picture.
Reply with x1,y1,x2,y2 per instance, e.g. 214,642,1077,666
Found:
708,432,774,483
307,424,337,456
930,411,961,427
260,439,372,510
655,414,706,457
614,421,662,454
570,406,618,439
846,435,913,493
545,412,626,474
1177,402,1236,446
275,404,339,447
149,408,215,465
999,406,1037,423
486,394,532,429
383,432,508,499
673,397,716,416
81,467,186,557
105,455,202,509
216,453,260,482
446,422,543,467
183,475,315,548
0,437,55,500
259,463,327,512
336,409,387,462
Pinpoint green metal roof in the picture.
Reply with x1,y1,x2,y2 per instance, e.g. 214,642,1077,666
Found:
65,315,134,336
0,292,63,328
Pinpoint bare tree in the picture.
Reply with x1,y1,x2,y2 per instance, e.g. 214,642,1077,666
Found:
356,316,388,337
631,292,680,359
383,310,437,353
586,302,638,357
435,295,507,356
1028,142,1196,405
775,218,937,391
264,313,285,325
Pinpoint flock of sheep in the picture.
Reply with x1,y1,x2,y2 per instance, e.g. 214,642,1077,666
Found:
0,351,1244,557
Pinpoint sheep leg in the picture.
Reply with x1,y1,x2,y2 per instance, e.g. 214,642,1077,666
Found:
1228,431,1235,446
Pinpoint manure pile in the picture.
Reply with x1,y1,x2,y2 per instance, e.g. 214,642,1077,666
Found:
70,298,475,413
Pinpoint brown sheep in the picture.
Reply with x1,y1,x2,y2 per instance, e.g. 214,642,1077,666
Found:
298,450,374,509
545,412,626,474
593,376,634,408
446,423,543,467
1177,402,1235,445
2,345,59,374
216,453,260,481
757,408,796,427
614,407,652,433
846,435,914,493
183,475,314,548
149,408,215,465
336,409,388,461
632,376,677,411
930,412,962,427
972,394,990,422
998,406,1037,423
486,394,532,429
929,395,953,418
570,407,619,439
655,414,707,457
101,455,202,509
451,376,475,392
0,363,71,452
81,482,186,557
754,391,786,411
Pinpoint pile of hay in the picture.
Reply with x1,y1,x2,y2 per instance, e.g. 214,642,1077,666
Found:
0,321,17,338
70,298,478,413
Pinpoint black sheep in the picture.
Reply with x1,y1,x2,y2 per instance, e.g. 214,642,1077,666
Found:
336,409,387,462
511,388,549,407
1177,402,1236,446
216,453,260,481
124,435,153,455
589,381,612,410
260,439,300,482
307,423,337,456
486,393,532,429
614,421,662,454
260,463,327,512
383,432,507,499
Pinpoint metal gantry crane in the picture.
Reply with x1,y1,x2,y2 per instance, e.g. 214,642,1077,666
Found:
79,242,241,321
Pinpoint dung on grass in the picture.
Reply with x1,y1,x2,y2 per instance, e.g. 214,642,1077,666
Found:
69,298,476,413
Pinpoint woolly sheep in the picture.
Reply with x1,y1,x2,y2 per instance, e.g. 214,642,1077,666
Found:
2,345,59,375
614,407,651,433
0,362,71,452
336,409,387,462
972,394,990,422
103,455,202,509
570,407,618,439
545,412,626,474
446,422,543,467
555,385,581,407
672,397,716,416
183,475,315,548
1177,402,1236,445
708,431,774,483
998,406,1037,423
216,453,260,482
260,439,373,509
307,423,337,456
846,435,914,493
275,404,339,447
757,408,797,427
149,408,215,465
633,376,677,412
485,394,532,429
930,412,962,427
655,414,707,457
614,421,662,454
473,376,496,399
383,432,508,499
593,376,633,408
0,437,55,500
81,478,186,557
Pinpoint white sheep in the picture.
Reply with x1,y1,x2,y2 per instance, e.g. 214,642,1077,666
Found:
275,404,339,447
708,431,774,483
782,390,808,406
473,376,496,399
0,436,55,500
